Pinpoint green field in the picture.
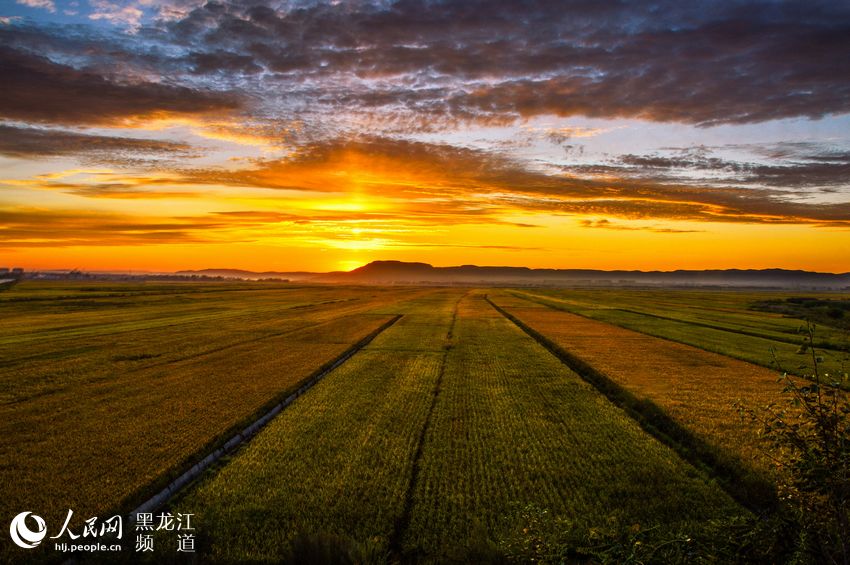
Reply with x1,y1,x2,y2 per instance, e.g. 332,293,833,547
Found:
512,288,850,384
1,281,847,563
0,282,424,528
176,291,741,562
400,295,740,560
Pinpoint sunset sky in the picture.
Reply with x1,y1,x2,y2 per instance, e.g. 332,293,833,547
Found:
1,0,849,273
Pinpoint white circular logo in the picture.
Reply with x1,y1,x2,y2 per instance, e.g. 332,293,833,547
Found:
9,512,47,549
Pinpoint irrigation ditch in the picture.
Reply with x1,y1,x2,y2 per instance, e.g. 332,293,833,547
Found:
128,313,403,521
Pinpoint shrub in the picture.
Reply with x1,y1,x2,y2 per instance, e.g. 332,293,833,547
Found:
742,324,850,565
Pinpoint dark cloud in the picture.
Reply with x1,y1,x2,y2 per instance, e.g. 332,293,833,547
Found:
613,146,850,190
153,0,850,126
188,50,263,75
580,218,703,233
0,45,241,125
42,184,202,199
0,208,223,247
209,208,537,230
21,172,202,199
0,125,197,162
5,1,849,128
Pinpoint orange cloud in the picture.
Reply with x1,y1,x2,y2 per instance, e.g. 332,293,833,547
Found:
176,137,850,228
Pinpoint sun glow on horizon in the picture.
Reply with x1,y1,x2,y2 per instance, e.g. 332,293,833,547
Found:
336,259,369,272
1,1,848,273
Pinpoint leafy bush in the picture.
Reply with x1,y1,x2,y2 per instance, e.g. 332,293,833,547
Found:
741,324,850,565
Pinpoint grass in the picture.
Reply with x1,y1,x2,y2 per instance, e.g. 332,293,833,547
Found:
176,291,744,562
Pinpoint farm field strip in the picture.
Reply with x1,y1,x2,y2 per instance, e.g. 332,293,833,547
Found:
131,314,403,519
519,288,848,344
0,282,355,304
0,281,392,320
400,294,742,560
0,280,280,297
488,291,788,507
0,284,427,536
0,297,371,373
0,297,354,342
586,301,823,345
516,289,846,350
513,289,849,380
177,291,743,562
174,290,462,562
0,286,420,346
0,291,366,346
0,287,424,402
486,295,766,509
387,293,461,554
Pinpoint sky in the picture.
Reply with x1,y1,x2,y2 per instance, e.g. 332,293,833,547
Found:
0,0,849,273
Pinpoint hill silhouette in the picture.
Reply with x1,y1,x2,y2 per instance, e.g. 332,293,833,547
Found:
308,261,850,288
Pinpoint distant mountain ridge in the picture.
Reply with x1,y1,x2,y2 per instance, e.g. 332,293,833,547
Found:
176,268,317,281
184,261,850,288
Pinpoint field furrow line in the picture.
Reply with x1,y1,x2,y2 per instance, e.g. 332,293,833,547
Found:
387,292,463,555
